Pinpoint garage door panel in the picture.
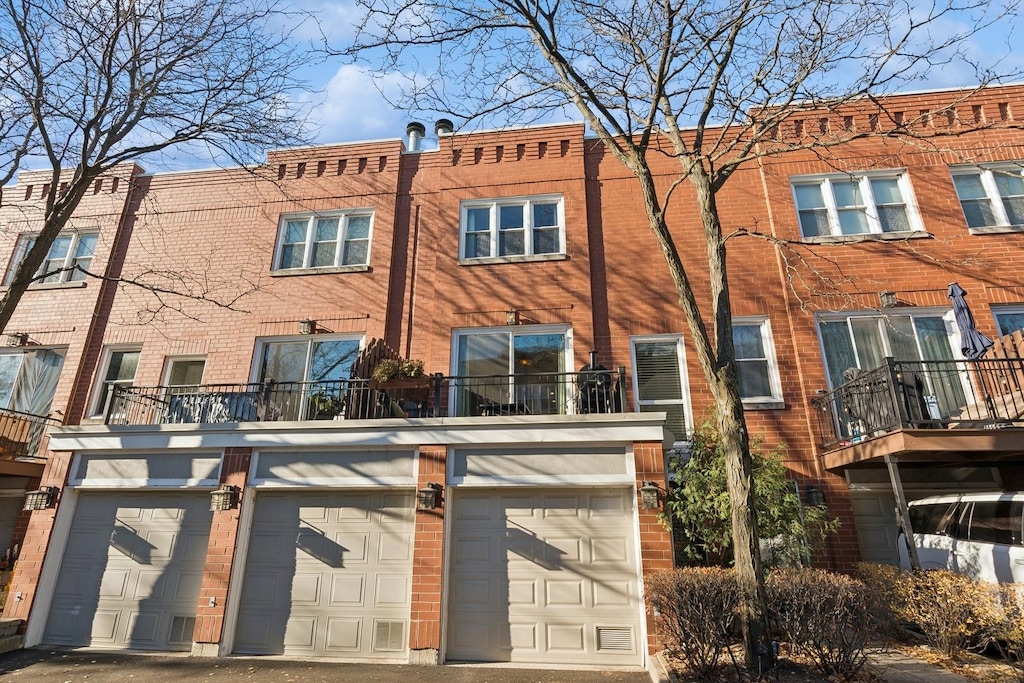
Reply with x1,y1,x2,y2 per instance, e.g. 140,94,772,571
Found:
329,574,365,605
44,492,212,651
284,616,318,648
234,490,413,659
374,575,407,605
90,610,121,642
378,531,412,561
448,488,642,665
325,618,361,650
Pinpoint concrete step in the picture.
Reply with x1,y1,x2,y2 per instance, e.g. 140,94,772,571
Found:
0,618,22,638
0,633,21,654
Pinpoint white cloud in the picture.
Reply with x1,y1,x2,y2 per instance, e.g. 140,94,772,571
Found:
306,64,414,145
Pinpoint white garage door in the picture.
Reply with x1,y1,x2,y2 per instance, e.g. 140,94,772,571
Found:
233,490,414,658
43,492,212,650
447,488,642,665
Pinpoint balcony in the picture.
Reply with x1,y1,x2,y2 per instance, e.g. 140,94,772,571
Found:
812,357,1024,470
103,368,628,427
0,407,62,459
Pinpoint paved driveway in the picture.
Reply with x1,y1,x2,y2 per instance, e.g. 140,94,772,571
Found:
0,649,652,682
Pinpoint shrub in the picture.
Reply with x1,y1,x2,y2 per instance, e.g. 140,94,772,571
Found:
892,569,1003,658
984,585,1024,681
646,567,739,677
662,420,839,567
767,567,872,678
855,562,905,638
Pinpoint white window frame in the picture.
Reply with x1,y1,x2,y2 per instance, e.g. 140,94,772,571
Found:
449,324,573,415
732,317,784,407
161,356,207,388
791,171,923,240
89,346,142,417
249,334,365,383
993,305,1024,337
271,210,374,272
3,231,99,286
950,163,1024,233
629,334,693,445
458,194,565,262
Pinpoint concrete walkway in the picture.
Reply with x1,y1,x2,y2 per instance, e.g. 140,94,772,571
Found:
865,649,973,683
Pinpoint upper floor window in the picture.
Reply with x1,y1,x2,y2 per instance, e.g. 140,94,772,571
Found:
951,164,1024,232
630,335,690,443
460,196,564,261
733,318,783,405
273,211,372,272
0,348,66,415
792,172,921,239
3,232,98,286
994,306,1024,337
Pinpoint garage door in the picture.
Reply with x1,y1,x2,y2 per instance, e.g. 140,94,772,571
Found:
233,490,414,658
43,492,212,650
447,488,642,665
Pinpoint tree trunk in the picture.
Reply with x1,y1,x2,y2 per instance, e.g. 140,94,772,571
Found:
631,157,772,671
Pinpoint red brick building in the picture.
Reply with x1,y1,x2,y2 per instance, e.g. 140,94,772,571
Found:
0,83,1022,668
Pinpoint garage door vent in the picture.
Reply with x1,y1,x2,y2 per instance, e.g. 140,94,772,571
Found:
168,616,196,644
597,626,633,652
373,620,405,652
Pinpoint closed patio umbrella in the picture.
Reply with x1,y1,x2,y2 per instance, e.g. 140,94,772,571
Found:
948,282,993,360
948,282,997,421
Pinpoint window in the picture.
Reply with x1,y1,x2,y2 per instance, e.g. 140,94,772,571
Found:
818,312,968,419
3,232,98,285
452,326,569,416
994,306,1024,336
163,357,206,391
732,318,783,405
273,211,372,271
792,172,921,238
256,336,361,420
951,164,1024,231
630,335,690,443
91,348,140,416
460,196,563,260
0,348,66,415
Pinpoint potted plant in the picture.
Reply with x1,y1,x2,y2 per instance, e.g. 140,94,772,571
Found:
308,391,345,419
371,358,425,383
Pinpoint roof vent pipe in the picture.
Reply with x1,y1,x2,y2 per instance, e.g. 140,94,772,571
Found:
435,118,454,136
406,122,426,152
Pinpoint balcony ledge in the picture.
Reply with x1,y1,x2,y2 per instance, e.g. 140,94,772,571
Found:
821,426,1024,471
49,411,675,453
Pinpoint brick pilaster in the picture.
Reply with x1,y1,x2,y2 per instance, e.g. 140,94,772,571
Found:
634,440,673,655
4,450,74,621
192,447,251,646
409,445,446,657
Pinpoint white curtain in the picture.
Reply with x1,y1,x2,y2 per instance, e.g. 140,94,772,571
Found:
9,349,65,415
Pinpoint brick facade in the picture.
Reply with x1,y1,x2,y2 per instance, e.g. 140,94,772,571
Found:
2,82,1024,662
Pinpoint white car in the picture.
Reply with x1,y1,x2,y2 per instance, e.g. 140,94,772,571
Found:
898,492,1024,584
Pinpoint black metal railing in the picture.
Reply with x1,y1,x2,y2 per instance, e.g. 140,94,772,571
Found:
812,356,1024,450
104,367,628,427
0,407,62,459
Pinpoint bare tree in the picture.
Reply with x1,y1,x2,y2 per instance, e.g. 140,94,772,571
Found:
0,0,312,333
344,0,1019,668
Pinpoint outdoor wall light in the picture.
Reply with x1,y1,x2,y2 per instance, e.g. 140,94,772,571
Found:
299,318,317,335
639,482,662,510
505,309,520,326
879,291,898,308
417,483,442,510
6,333,29,347
805,485,826,507
23,486,58,511
210,485,240,511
